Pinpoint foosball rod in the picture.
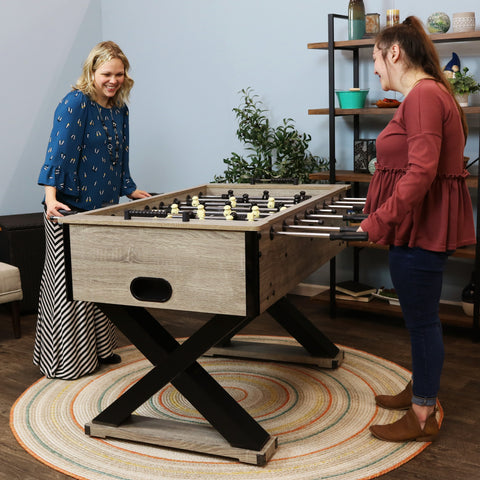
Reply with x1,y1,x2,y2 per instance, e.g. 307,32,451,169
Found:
325,201,364,207
321,204,364,211
284,225,360,232
272,228,368,241
305,213,368,222
138,203,282,214
148,199,293,210
123,209,275,221
188,201,293,209
334,198,366,203
195,195,309,202
334,195,366,201
177,206,279,218
180,205,281,213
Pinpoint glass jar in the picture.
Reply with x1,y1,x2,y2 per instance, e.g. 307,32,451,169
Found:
386,9,400,27
348,0,366,40
366,13,380,35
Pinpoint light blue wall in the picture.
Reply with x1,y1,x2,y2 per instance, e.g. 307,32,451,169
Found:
101,0,480,302
1,0,478,300
1,0,102,215
100,0,480,195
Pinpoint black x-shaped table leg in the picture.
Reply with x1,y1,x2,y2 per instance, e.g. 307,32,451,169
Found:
209,296,342,367
91,304,271,452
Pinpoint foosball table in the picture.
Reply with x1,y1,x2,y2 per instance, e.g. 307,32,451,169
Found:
59,182,367,465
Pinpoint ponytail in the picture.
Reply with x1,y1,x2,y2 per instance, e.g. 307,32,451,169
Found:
376,16,468,139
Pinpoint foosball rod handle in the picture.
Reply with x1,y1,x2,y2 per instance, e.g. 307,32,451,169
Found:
58,209,79,216
342,213,368,222
330,231,368,241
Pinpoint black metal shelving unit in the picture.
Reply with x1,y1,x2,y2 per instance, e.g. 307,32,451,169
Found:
308,16,480,339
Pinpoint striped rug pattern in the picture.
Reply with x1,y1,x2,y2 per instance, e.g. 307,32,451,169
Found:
33,213,117,380
11,336,440,480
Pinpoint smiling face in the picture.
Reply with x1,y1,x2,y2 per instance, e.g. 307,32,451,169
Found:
93,58,125,107
373,45,392,92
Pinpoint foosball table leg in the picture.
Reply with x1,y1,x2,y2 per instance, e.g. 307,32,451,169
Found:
267,296,340,359
206,296,344,369
85,304,276,464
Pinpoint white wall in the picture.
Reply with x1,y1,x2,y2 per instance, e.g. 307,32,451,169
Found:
1,0,478,300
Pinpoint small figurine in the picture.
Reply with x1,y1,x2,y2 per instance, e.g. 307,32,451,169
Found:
443,52,460,78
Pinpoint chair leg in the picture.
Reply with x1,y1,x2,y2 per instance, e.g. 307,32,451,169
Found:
10,301,21,338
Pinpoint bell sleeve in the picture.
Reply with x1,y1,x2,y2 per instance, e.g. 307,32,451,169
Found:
38,91,88,198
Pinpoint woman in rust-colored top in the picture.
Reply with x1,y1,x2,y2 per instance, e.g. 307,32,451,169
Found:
359,17,475,442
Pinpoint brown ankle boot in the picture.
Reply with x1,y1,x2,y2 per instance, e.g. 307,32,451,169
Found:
375,380,412,410
370,407,439,442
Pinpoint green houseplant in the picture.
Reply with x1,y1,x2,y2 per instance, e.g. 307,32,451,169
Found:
214,88,328,184
448,67,480,106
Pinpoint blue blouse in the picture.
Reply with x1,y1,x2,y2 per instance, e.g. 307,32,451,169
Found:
38,90,137,210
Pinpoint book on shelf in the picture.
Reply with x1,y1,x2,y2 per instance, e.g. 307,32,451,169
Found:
335,280,376,297
335,293,373,303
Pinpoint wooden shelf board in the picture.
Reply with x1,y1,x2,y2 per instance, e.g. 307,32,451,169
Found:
309,170,479,189
308,107,396,115
347,242,476,260
311,290,473,328
308,106,480,116
308,30,480,50
310,170,373,183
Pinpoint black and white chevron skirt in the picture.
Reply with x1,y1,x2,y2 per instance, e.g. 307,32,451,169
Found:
33,213,118,379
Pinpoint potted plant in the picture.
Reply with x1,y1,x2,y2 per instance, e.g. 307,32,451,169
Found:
214,88,328,184
448,66,480,106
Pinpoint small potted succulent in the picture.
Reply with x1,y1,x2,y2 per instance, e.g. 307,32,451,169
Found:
448,66,480,106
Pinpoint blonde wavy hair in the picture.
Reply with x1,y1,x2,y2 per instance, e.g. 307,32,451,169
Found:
74,41,134,107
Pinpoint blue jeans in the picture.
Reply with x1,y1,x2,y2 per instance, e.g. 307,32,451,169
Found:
389,246,449,407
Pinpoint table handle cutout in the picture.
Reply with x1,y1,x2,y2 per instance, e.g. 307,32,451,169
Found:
130,277,173,302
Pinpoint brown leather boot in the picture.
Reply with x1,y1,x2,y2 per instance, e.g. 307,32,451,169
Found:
375,380,412,410
370,407,439,442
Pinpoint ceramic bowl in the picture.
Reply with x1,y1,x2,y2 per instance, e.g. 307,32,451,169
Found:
335,89,369,109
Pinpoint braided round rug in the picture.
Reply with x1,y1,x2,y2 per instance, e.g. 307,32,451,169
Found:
11,336,441,480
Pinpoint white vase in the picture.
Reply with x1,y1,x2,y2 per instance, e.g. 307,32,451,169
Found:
455,93,469,107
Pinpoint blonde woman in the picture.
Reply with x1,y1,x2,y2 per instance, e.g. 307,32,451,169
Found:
35,41,150,379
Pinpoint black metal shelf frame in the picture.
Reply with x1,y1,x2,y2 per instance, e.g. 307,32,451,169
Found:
322,13,480,338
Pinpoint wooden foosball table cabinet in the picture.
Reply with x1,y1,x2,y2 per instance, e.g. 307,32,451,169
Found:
60,182,364,465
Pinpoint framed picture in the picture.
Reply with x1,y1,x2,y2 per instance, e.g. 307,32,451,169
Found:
354,139,376,173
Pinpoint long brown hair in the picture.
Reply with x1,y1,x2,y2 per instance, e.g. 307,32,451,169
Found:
73,41,134,107
376,16,468,139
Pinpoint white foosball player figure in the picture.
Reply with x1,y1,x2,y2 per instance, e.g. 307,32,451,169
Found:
196,204,205,219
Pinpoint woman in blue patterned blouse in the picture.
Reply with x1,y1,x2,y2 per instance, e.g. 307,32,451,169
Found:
34,41,150,379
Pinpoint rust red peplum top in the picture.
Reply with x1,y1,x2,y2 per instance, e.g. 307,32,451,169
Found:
361,79,476,252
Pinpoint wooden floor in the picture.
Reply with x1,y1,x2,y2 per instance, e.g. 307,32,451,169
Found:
1,295,480,479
